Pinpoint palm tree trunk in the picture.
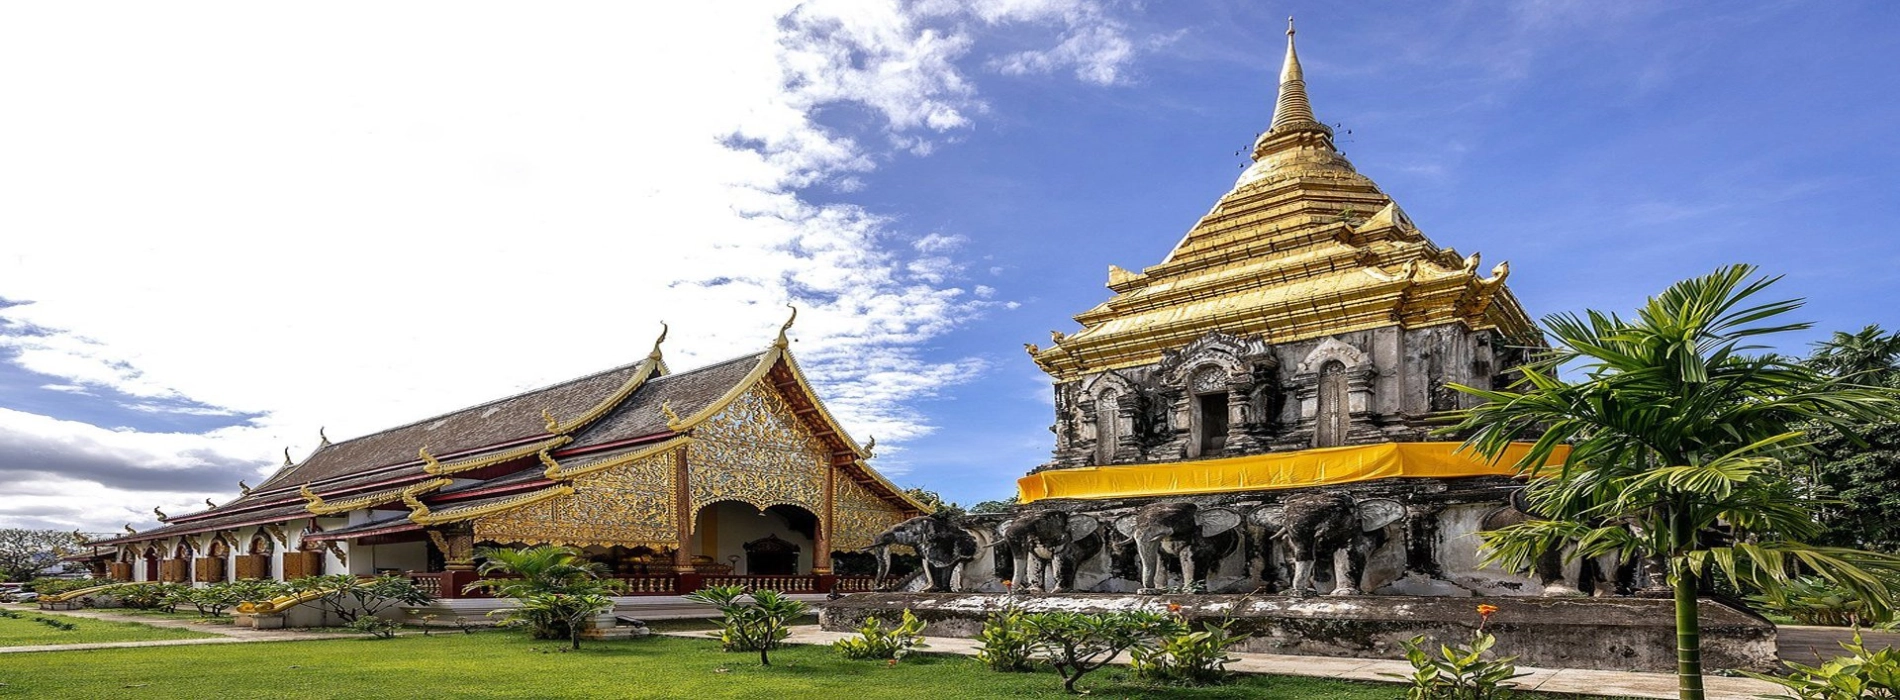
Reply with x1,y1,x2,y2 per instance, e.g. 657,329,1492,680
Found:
1672,510,1704,700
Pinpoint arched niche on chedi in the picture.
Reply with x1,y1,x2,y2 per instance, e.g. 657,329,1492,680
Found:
1155,331,1280,459
1288,337,1378,448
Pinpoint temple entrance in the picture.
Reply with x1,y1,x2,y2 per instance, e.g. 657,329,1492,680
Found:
143,547,159,582
1197,392,1228,456
693,501,819,576
743,534,800,575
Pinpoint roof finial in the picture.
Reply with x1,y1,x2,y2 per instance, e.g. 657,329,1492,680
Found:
649,321,669,361
283,447,293,467
1271,15,1316,131
154,506,168,522
774,304,798,349
318,427,331,446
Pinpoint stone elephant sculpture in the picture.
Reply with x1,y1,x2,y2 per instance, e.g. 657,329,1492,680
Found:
866,514,980,592
1113,502,1242,593
1000,510,1101,593
1481,489,1626,597
1259,492,1406,596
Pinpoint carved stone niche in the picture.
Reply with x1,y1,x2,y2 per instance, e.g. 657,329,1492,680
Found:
1285,337,1380,448
1079,371,1143,465
1156,332,1280,459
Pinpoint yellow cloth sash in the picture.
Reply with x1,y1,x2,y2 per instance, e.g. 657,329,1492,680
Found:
1016,442,1566,503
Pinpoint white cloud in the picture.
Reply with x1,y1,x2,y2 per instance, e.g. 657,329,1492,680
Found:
0,1,1141,529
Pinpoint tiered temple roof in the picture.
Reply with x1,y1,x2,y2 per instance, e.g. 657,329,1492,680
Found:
1027,20,1535,382
97,320,922,547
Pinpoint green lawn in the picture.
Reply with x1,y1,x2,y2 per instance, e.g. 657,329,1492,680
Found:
0,611,215,647
0,630,1632,699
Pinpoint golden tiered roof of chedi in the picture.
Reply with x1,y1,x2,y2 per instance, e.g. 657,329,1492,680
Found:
1028,21,1534,382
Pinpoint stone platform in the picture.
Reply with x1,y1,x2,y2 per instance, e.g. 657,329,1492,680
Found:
819,592,1778,673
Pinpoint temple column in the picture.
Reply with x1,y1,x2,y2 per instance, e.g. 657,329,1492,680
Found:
813,460,835,576
672,446,702,592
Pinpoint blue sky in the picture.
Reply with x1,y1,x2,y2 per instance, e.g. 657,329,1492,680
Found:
1,1,1896,529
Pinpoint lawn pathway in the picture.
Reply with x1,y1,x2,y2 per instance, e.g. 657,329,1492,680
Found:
657,625,1787,700
0,604,353,654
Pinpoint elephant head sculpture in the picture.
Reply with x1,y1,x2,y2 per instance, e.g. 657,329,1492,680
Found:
1261,492,1405,596
999,510,1100,593
866,514,979,592
1481,489,1627,597
1114,502,1241,593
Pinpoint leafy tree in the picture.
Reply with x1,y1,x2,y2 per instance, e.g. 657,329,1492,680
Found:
1803,325,1900,551
1021,610,1171,694
969,496,1019,514
0,529,80,582
1449,265,1900,700
902,488,964,516
464,545,614,640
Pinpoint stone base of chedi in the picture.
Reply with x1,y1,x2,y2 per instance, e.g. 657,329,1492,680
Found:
819,592,1778,673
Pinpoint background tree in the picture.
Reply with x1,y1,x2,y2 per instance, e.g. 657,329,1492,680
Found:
969,496,1019,514
0,529,80,582
1451,265,1900,700
902,488,964,516
1802,325,1900,551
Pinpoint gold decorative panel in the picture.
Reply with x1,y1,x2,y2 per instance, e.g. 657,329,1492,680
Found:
474,446,679,549
687,382,827,515
832,474,907,551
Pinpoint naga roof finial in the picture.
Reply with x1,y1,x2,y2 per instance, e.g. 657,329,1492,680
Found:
204,498,217,509
864,435,876,457
124,524,136,535
542,408,561,434
662,401,684,431
419,445,442,474
153,507,168,522
649,321,669,361
775,304,798,349
283,447,293,467
318,427,331,446
72,529,88,545
299,483,324,508
238,480,251,495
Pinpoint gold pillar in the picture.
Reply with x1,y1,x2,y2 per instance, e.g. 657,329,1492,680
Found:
812,458,835,575
672,444,696,573
428,528,477,572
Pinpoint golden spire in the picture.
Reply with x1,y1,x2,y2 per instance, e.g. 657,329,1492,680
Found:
1270,17,1317,131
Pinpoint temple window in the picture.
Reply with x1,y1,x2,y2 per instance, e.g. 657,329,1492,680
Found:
1316,360,1348,447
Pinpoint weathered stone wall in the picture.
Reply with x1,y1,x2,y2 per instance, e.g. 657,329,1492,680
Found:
820,592,1779,673
1044,328,1528,470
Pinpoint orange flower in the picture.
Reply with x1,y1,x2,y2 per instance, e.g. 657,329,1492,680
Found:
886,658,898,667
1002,580,1013,588
1476,604,1499,618
1167,603,1183,613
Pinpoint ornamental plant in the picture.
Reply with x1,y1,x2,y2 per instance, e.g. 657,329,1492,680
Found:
1385,604,1527,700
974,607,1036,672
464,545,613,640
347,616,404,639
833,608,927,661
1021,610,1171,694
491,591,615,650
116,583,186,611
683,585,809,666
1131,618,1247,686
289,574,432,626
1743,631,1900,699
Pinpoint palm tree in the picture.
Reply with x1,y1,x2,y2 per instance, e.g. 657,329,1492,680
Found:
1448,264,1900,700
1810,324,1900,383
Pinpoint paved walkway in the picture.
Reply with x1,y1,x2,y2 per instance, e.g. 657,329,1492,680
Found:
0,604,353,654
658,626,1788,700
